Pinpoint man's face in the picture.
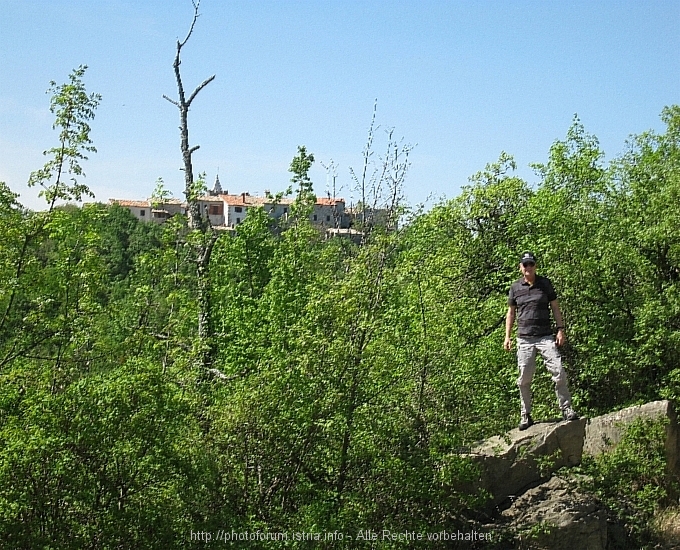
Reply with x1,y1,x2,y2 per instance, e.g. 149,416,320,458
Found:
520,260,536,279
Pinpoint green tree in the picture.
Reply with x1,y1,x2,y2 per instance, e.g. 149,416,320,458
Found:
28,65,101,210
0,67,102,376
290,145,316,204
610,106,680,406
525,109,680,413
150,177,173,210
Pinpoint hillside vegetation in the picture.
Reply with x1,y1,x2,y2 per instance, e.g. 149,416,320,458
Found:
0,70,678,549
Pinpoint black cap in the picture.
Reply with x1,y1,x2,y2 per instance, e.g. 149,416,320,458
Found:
520,251,536,265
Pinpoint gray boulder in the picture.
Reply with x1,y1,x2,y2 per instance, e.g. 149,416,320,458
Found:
501,476,607,550
459,418,587,512
583,400,679,475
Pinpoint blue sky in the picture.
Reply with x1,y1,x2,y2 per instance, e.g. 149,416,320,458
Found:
1,0,678,211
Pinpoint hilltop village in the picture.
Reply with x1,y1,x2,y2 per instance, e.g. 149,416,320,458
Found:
109,175,389,240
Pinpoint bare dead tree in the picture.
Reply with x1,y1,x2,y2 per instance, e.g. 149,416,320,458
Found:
163,0,215,231
163,0,219,370
349,100,378,229
378,128,412,230
349,102,413,242
321,159,342,228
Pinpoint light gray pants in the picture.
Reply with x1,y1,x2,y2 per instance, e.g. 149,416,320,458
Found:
516,335,572,416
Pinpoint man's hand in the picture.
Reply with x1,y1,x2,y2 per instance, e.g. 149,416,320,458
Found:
556,328,566,347
505,306,516,351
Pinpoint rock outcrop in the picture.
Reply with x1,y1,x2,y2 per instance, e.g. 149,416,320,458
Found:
464,400,679,549
460,418,586,513
583,400,679,474
501,476,608,550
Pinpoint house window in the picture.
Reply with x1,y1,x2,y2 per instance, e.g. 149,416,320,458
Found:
283,208,287,214
313,214,317,221
140,209,145,216
209,204,222,215
235,206,243,213
236,217,241,224
326,215,331,222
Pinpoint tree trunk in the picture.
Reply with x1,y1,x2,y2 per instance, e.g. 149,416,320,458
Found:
163,0,218,370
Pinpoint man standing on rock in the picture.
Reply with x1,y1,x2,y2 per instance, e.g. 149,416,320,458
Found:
504,252,579,430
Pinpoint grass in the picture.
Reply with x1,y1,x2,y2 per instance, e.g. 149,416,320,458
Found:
652,506,680,548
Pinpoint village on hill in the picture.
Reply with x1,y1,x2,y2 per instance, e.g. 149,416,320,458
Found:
110,175,391,242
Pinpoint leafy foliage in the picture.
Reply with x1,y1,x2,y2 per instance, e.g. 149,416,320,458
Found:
1,72,679,547
573,418,677,547
28,65,101,207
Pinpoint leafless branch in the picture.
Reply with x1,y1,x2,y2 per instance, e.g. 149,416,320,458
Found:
187,75,216,106
162,95,179,107
178,0,201,50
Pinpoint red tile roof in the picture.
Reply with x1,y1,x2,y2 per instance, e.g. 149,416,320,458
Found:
109,199,150,208
111,194,345,209
219,193,273,206
316,197,345,206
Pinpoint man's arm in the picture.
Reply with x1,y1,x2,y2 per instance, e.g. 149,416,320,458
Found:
504,305,516,350
549,299,566,346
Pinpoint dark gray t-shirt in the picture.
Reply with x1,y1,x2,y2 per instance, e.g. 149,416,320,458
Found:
508,275,557,337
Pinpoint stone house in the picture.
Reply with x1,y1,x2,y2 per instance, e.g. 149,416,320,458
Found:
109,199,152,222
